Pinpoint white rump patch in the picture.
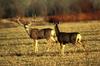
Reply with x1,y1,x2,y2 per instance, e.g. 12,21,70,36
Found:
76,34,82,42
50,29,57,41
51,29,56,36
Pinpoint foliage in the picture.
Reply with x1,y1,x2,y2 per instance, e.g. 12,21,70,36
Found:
0,0,100,18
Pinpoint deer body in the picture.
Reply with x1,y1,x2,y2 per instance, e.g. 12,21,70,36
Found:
55,24,83,55
29,28,56,52
16,16,56,53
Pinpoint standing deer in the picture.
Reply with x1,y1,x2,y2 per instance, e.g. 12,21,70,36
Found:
28,28,56,52
16,16,56,53
54,23,84,55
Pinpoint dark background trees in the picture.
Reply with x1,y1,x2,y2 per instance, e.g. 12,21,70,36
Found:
0,0,100,18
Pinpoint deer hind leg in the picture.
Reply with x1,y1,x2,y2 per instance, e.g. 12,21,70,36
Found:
60,44,65,55
34,40,38,53
75,34,82,46
46,38,53,52
50,30,57,43
76,34,85,51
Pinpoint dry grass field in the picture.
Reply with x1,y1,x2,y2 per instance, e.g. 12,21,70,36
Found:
0,19,100,66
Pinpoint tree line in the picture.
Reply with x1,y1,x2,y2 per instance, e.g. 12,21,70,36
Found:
0,0,100,18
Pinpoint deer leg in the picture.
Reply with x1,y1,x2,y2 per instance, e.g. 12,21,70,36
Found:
35,40,38,53
46,39,52,52
46,40,50,52
50,36,57,43
77,39,86,51
75,34,82,47
60,44,65,55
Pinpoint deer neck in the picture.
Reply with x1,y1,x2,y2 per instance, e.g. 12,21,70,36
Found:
24,24,30,36
25,22,32,35
55,24,60,36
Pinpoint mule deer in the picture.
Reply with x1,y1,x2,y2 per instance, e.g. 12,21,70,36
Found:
17,16,56,52
28,27,56,52
54,23,84,55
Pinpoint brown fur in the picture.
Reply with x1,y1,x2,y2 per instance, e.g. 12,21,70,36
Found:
27,28,56,52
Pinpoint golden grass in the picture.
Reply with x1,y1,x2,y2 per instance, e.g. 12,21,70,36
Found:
0,19,100,66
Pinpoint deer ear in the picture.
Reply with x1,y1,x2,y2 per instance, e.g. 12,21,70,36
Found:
54,21,59,24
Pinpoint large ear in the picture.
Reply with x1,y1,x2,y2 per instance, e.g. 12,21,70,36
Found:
55,21,59,24
53,20,59,24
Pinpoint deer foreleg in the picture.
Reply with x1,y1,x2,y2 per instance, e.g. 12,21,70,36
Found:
60,44,65,55
35,40,38,53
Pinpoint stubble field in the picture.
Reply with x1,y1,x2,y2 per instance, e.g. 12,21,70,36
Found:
0,19,100,66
